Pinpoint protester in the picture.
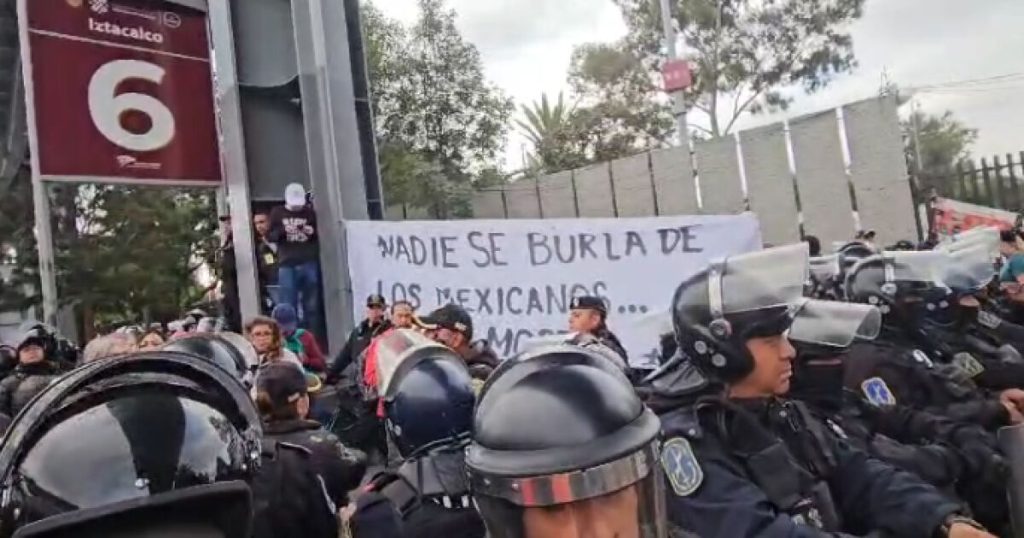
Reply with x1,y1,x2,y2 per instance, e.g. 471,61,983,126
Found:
327,294,392,383
417,304,499,381
253,361,367,538
254,211,280,311
245,316,303,370
568,295,628,364
272,303,327,372
0,325,65,417
82,332,138,362
138,328,166,350
390,300,416,329
269,183,323,338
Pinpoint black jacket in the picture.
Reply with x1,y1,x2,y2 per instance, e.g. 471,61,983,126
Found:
0,362,62,418
268,206,319,266
328,319,392,382
263,418,367,507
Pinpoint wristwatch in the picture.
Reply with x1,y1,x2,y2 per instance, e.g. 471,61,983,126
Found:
936,514,985,537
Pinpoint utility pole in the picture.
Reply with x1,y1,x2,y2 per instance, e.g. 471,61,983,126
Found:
657,0,690,146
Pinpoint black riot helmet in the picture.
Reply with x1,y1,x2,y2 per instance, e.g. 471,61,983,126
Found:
374,330,476,459
788,302,882,414
845,250,954,333
0,351,261,538
164,333,259,388
14,325,57,360
672,243,809,383
467,345,666,538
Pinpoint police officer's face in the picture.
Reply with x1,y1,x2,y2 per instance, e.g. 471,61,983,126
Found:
392,305,414,328
569,309,602,334
521,485,641,538
734,335,796,397
366,305,385,323
18,344,44,364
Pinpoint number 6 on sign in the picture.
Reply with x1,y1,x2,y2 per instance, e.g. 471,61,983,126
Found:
87,59,176,152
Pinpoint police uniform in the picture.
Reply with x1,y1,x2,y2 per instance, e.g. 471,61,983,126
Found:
649,243,981,538
348,330,484,538
264,418,367,507
570,295,629,363
656,394,962,536
844,339,1010,430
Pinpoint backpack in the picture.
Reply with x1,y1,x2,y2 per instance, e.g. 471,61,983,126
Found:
251,440,338,538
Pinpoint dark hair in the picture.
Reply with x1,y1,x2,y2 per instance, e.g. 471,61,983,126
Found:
804,235,821,257
1001,230,1023,244
255,391,302,421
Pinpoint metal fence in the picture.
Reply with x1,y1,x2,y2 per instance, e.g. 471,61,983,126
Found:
387,96,920,248
924,152,1024,213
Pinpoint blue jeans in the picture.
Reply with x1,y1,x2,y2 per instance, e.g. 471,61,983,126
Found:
277,261,322,334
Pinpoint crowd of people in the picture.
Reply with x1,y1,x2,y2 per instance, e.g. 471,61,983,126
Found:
4,224,1024,537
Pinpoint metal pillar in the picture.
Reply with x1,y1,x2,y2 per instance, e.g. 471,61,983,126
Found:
291,0,370,351
208,0,261,325
657,0,690,146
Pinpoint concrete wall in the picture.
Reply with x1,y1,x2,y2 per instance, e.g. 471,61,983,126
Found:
389,96,917,249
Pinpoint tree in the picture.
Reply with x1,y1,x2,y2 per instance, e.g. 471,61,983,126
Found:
362,0,513,216
515,92,588,173
0,175,220,334
903,109,978,192
613,0,865,138
568,42,674,162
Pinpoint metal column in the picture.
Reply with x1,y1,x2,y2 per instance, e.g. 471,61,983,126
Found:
292,0,370,351
208,0,261,326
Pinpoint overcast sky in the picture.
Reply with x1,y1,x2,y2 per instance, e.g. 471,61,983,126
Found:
374,0,1024,169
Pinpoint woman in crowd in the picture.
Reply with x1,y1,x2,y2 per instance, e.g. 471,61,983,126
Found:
82,333,138,363
138,329,166,350
246,316,303,369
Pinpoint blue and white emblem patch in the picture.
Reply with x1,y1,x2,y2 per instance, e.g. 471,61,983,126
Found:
861,377,897,407
661,437,703,497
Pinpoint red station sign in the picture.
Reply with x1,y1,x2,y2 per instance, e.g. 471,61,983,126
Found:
21,0,222,185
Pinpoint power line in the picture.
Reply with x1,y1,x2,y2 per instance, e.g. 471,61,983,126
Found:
906,72,1024,92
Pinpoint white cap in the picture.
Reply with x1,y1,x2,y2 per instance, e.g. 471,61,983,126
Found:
284,183,307,209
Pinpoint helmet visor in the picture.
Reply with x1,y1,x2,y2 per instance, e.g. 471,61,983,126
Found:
943,226,1000,253
809,254,841,284
473,442,667,538
881,251,952,286
788,299,881,348
374,329,456,397
717,243,809,316
943,243,997,293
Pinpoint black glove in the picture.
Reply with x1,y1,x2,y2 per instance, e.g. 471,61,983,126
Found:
957,441,1007,486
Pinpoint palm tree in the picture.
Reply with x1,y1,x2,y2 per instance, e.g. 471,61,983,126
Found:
515,92,580,173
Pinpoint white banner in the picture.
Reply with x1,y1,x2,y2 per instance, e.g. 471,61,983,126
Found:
345,214,762,368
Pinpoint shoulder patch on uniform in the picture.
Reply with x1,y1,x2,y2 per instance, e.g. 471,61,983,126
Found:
953,353,986,378
861,377,896,407
661,437,703,497
978,310,1002,330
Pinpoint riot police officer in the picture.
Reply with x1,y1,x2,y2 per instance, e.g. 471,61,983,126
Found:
567,295,629,364
348,330,483,538
467,344,667,537
254,361,367,536
646,243,992,537
843,251,1024,430
789,338,1008,531
0,325,65,418
0,350,262,537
